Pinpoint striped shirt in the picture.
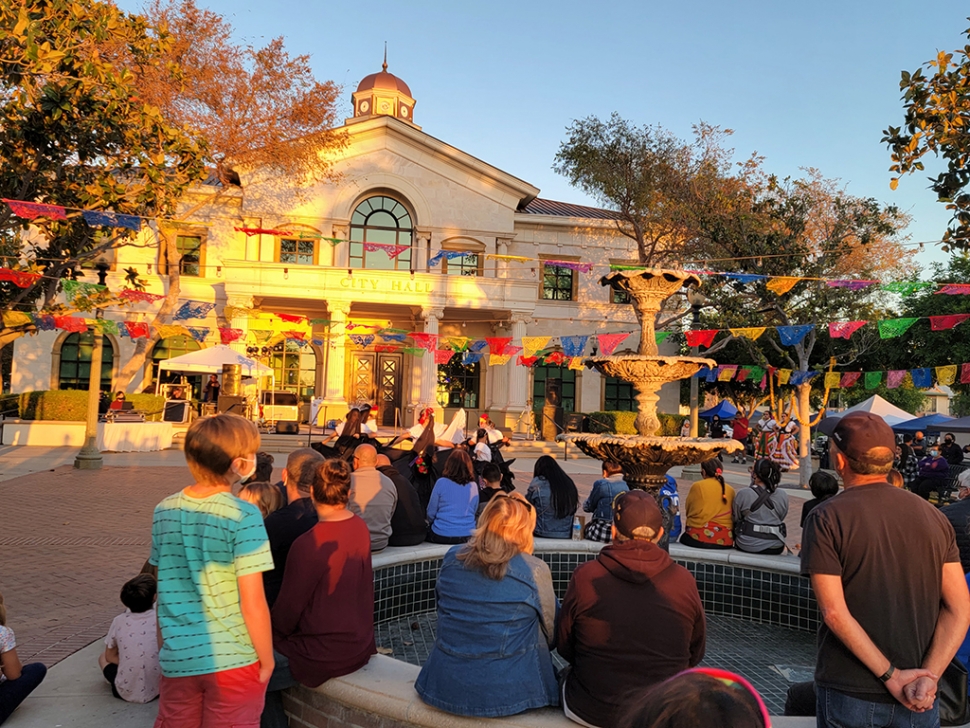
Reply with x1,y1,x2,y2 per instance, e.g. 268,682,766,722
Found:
149,490,273,677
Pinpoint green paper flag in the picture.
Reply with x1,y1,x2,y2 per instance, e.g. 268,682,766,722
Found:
864,371,883,390
877,318,919,339
309,318,331,325
880,282,933,296
655,331,672,345
402,346,425,356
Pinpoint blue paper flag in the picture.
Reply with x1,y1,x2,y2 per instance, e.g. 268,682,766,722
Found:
789,370,819,386
174,301,216,320
428,250,467,267
723,273,767,284
81,210,141,231
910,368,932,388
186,326,209,343
462,351,484,364
777,325,815,346
468,340,487,353
560,335,589,358
379,333,408,343
350,334,375,348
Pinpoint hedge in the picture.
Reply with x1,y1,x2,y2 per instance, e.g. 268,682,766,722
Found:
16,391,166,421
587,411,688,436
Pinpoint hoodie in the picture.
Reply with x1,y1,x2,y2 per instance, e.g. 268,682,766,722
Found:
555,540,706,727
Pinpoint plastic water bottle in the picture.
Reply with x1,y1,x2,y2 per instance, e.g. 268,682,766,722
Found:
572,516,582,541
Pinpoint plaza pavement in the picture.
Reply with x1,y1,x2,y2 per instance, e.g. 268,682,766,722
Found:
0,444,812,727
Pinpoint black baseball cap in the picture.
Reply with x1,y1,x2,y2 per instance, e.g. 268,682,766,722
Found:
612,490,663,540
830,412,895,464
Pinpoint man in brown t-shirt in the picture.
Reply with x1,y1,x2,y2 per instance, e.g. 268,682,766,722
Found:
802,412,970,727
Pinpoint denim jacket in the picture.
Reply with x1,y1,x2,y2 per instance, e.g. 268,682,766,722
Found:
415,547,560,717
583,474,628,521
527,476,573,538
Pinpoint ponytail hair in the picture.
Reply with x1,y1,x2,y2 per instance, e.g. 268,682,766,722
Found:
752,458,782,493
701,458,728,503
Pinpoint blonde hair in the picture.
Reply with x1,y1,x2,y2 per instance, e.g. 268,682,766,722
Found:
457,494,536,580
184,414,260,484
0,592,6,626
238,481,284,518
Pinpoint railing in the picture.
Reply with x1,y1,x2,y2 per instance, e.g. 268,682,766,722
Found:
540,411,569,459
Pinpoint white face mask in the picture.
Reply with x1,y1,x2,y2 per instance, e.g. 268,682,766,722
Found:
232,456,257,482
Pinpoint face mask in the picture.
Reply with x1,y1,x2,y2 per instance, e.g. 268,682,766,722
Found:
930,450,940,458
232,456,257,482
946,439,954,444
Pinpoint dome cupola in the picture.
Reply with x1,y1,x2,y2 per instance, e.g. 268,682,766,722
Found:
352,52,416,125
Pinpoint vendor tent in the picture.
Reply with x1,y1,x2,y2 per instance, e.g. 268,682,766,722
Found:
700,400,738,421
817,395,916,434
892,413,954,433
158,345,272,377
926,416,970,433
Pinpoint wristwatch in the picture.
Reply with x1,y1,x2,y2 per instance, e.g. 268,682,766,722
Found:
878,665,896,683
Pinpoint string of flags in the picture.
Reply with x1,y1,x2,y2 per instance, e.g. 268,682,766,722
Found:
695,362,970,390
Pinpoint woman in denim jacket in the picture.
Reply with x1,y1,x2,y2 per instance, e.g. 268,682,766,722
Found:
526,456,578,539
415,494,559,716
582,460,628,542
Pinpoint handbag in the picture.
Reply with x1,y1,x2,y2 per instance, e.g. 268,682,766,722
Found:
940,658,970,726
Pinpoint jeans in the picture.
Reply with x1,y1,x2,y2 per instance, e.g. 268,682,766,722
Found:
0,662,47,724
817,685,940,728
260,652,298,728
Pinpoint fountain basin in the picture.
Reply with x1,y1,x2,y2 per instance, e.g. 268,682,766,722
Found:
561,433,743,491
587,354,715,382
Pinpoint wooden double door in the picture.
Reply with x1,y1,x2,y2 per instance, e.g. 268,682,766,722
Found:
350,352,403,427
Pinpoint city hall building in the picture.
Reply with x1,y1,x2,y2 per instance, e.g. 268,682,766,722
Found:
9,64,676,431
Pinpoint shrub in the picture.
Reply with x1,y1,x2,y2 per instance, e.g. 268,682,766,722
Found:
659,413,689,436
16,391,167,421
126,394,166,422
588,411,685,435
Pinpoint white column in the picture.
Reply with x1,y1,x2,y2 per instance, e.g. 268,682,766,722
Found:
501,314,530,431
332,224,349,269
415,230,431,272
322,302,349,406
419,307,443,416
225,295,254,356
496,238,511,279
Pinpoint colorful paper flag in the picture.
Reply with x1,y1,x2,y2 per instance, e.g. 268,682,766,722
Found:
544,351,567,365
119,289,165,303
234,226,294,237
777,369,792,385
827,280,879,290
174,301,216,320
789,371,818,386
887,370,907,388
723,273,767,284
2,311,32,327
81,210,141,231
3,199,66,220
0,267,42,288
962,364,970,385
766,277,801,296
349,334,375,348
685,329,718,348
881,282,934,296
53,316,87,332
463,351,483,365
485,337,512,355
517,355,538,367
597,333,630,357
154,324,187,339
522,336,551,358
219,327,244,344
568,357,585,371
363,242,409,259
776,325,814,346
186,327,209,343
824,372,841,388
434,349,455,364
717,365,738,381
840,372,862,388
878,318,919,339
828,321,867,340
730,327,766,341
428,250,468,267
283,330,306,341
865,371,883,389
936,284,970,295
121,321,150,339
655,331,672,345
545,260,594,273
560,335,589,358
409,332,438,352
910,368,932,388
930,314,970,331
489,353,512,366
936,366,958,386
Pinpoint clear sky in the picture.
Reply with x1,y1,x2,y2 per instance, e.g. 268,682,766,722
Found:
118,0,968,273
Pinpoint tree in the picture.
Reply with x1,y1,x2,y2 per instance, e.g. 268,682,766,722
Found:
884,21,970,250
694,172,913,485
112,0,349,390
0,0,208,360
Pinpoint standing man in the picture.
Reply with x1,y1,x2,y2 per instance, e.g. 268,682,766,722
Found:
348,444,397,552
731,414,750,464
912,430,927,460
802,412,970,726
203,373,220,403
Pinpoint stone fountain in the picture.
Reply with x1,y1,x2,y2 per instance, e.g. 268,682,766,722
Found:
560,268,742,496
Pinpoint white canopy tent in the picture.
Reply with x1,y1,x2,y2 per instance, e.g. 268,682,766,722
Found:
157,345,272,377
818,394,916,433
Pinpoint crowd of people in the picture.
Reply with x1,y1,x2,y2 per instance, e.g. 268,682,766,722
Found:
8,407,970,728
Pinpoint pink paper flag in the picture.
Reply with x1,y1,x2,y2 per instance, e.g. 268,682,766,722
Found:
840,372,862,388
937,284,970,295
962,364,970,385
685,330,718,348
485,337,512,355
597,332,630,356
930,314,970,331
517,355,539,367
363,242,410,259
119,289,165,303
828,321,867,340
887,370,907,389
409,332,438,352
3,199,67,220
433,349,454,364
219,327,244,344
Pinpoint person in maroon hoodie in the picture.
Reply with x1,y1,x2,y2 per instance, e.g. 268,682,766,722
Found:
556,491,706,728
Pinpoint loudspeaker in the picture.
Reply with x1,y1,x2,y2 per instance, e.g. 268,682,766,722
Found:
163,400,191,424
276,420,299,435
221,363,243,396
217,395,246,415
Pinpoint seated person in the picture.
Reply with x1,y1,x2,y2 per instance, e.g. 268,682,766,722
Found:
680,459,735,549
265,459,376,726
800,470,839,527
426,449,479,544
912,445,951,500
733,459,789,555
262,448,324,607
247,451,275,485
416,493,559,716
348,444,398,552
99,574,161,704
557,491,706,727
0,592,47,724
660,474,682,543
941,432,964,466
619,668,769,728
476,462,505,519
108,391,127,410
237,481,284,519
582,460,628,542
526,455,579,539
375,454,427,547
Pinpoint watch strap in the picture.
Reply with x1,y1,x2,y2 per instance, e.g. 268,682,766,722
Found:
878,665,896,683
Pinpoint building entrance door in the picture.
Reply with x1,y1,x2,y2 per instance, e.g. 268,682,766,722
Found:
350,352,403,427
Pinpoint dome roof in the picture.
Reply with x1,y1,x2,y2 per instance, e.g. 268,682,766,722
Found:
356,61,412,97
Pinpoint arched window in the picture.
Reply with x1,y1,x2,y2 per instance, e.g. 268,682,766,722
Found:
271,339,318,403
349,195,413,271
58,332,114,390
151,335,202,397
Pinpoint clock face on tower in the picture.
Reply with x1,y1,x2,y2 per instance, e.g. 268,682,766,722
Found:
400,105,409,118
359,99,370,114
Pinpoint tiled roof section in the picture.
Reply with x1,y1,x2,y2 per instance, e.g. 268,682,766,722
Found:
519,197,623,220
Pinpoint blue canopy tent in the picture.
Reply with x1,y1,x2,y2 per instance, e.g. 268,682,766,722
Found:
892,413,954,433
700,400,738,421
926,416,970,434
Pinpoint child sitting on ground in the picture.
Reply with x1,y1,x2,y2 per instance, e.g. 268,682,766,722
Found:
99,574,161,703
149,413,275,725
0,592,47,725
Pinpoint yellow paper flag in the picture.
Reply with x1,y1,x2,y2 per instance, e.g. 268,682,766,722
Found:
568,357,585,371
936,365,957,386
718,365,738,381
730,327,766,341
2,311,32,327
522,336,551,358
766,277,801,296
155,324,189,339
778,369,792,385
824,372,841,389
489,353,512,366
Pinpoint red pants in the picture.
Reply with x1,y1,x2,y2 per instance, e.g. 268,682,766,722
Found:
154,662,266,728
